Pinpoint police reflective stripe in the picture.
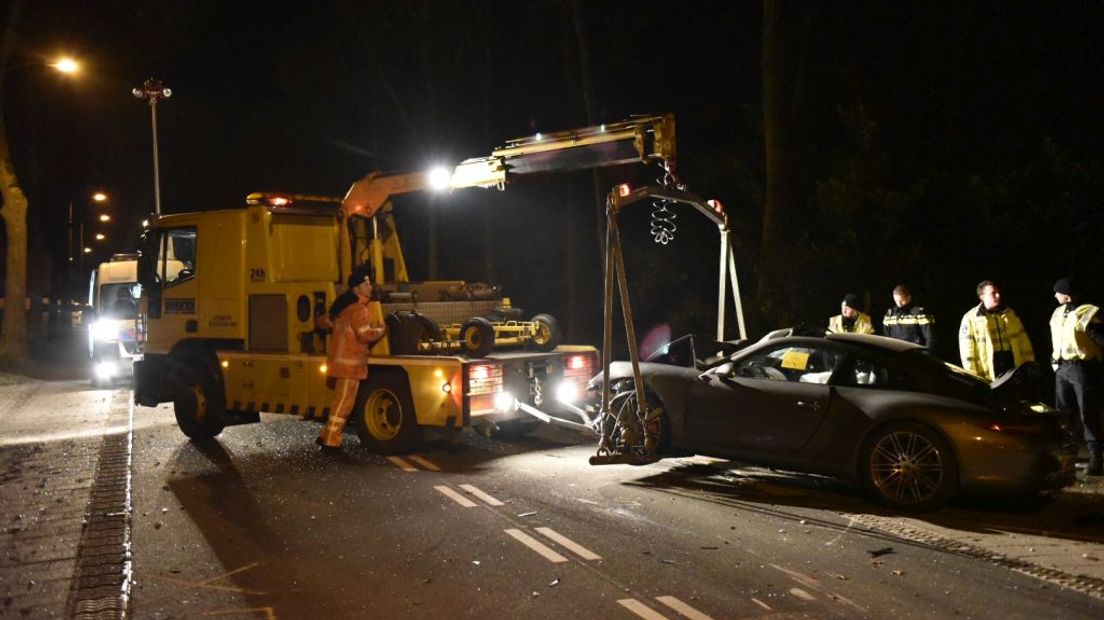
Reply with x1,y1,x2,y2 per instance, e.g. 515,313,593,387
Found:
1051,304,1102,362
885,315,932,325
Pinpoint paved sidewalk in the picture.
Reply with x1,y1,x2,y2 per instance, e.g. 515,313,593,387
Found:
0,374,125,618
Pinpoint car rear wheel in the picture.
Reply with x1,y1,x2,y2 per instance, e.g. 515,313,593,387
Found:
862,422,958,511
353,373,423,455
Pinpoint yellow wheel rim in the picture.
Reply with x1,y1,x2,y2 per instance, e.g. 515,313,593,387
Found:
364,389,402,441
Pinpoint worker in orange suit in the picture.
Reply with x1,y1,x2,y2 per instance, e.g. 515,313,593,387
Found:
316,264,385,453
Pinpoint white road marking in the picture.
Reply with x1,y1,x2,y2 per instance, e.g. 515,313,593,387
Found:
408,454,441,471
751,597,772,611
504,529,568,563
617,598,669,619
385,456,417,472
789,587,816,601
655,596,713,620
534,527,601,560
434,485,477,508
459,483,504,506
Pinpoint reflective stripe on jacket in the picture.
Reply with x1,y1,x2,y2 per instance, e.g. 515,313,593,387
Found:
327,295,384,380
828,313,875,335
958,304,1034,380
883,304,935,348
1050,303,1103,362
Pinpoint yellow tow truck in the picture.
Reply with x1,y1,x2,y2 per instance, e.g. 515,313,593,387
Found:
133,115,676,453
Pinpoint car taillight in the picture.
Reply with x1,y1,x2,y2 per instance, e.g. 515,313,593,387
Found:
468,363,503,395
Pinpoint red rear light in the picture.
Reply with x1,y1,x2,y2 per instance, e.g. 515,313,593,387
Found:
707,199,724,214
615,183,632,197
568,355,586,370
467,364,503,395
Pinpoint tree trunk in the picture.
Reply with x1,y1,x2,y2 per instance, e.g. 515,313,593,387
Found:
0,123,30,365
759,0,810,326
0,1,29,365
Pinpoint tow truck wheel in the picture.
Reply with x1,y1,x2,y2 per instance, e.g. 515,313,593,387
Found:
354,373,422,455
460,317,495,358
172,363,227,440
530,314,561,352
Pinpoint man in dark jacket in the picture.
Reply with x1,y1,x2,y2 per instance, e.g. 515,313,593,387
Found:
883,284,935,349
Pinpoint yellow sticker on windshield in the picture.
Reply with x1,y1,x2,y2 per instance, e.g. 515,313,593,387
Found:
780,351,809,370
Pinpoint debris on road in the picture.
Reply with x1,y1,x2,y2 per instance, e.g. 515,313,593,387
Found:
868,547,895,558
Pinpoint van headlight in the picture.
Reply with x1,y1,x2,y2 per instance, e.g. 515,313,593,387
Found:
91,320,118,342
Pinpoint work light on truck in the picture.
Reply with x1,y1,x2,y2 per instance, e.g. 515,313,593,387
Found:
427,166,452,191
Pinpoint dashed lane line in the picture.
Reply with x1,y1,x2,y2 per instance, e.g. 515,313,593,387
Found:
751,597,772,611
385,456,418,472
617,598,669,619
655,595,714,620
434,485,478,508
459,483,504,506
503,528,569,563
407,455,441,471
789,587,816,602
534,527,601,560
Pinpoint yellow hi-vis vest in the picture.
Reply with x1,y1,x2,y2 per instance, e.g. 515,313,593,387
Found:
1050,303,1103,362
828,313,875,335
958,304,1035,380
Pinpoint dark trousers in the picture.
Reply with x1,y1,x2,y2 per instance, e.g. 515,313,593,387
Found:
1056,361,1103,444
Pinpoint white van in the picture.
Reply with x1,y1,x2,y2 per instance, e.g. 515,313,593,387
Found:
88,254,142,385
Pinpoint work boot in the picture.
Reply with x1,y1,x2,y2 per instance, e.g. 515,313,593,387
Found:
315,437,341,455
1088,442,1104,476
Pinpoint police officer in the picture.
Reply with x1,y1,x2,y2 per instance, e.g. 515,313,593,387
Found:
828,293,875,334
315,264,386,453
958,280,1034,381
1051,276,1104,475
883,284,935,348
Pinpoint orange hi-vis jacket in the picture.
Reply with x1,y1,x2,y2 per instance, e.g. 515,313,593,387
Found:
327,295,384,380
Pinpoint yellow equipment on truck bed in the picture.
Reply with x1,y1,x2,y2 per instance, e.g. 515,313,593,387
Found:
132,114,676,453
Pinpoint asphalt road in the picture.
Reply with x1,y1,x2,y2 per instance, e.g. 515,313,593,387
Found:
127,404,1104,619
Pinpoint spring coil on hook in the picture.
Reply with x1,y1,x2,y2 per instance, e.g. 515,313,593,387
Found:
650,199,677,245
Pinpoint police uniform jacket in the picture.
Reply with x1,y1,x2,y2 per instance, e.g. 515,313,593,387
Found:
1050,303,1104,363
828,313,875,335
958,304,1034,380
883,304,935,348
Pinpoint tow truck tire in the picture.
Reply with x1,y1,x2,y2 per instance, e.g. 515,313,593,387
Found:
353,373,423,455
172,361,227,440
530,314,561,352
460,317,495,358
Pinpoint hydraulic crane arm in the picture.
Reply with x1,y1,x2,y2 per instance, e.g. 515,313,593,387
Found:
341,113,677,219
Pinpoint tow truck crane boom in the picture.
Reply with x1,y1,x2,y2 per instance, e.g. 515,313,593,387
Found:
340,114,677,219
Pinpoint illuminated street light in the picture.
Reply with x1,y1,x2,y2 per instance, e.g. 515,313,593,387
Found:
83,247,92,254
94,233,105,241
92,192,107,202
98,214,111,222
50,57,80,74
132,78,171,216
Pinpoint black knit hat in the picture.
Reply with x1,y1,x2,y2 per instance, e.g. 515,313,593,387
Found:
842,293,862,311
1054,276,1076,297
347,264,375,288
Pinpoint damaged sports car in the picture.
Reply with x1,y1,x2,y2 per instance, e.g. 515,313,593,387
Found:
586,332,1077,511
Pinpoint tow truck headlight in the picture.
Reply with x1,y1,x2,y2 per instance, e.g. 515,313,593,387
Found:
494,391,516,413
91,319,118,342
555,381,580,404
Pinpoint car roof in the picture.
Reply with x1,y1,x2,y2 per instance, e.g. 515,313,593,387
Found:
824,332,925,353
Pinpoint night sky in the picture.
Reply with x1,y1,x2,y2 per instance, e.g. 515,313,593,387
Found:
4,1,1102,358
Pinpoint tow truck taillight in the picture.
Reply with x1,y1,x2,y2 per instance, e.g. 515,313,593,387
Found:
557,353,596,403
615,183,632,197
467,363,503,395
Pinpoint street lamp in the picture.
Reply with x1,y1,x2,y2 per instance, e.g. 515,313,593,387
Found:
68,191,111,301
50,57,80,74
132,78,171,217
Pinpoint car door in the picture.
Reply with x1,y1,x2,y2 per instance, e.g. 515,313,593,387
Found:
684,343,843,455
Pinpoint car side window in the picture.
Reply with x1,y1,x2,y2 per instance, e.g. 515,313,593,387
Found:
839,356,912,390
734,345,843,383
